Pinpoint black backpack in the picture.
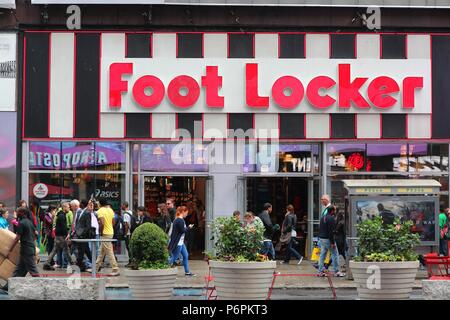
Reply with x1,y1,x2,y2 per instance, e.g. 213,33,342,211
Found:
114,215,125,241
124,211,138,234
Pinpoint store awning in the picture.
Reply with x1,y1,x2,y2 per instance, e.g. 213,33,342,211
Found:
342,179,442,195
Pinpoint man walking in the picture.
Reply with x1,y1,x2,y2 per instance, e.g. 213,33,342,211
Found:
1,208,40,292
166,198,176,222
317,195,345,277
75,200,93,272
96,199,119,276
259,203,275,260
43,202,73,271
121,202,133,266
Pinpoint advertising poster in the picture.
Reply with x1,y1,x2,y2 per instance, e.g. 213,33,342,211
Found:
0,33,16,111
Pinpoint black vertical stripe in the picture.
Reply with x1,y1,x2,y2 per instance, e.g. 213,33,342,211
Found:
228,113,253,138
381,34,406,59
229,34,254,58
382,114,406,139
24,32,49,138
16,32,24,205
331,114,355,139
177,113,202,138
125,113,151,138
75,33,100,138
177,33,203,58
279,114,304,139
432,36,450,139
126,33,152,58
331,34,355,59
279,34,305,59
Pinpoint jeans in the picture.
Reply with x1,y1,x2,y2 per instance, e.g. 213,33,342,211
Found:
169,244,190,274
76,242,92,271
47,236,72,267
46,236,54,264
90,234,100,258
284,238,302,262
440,238,449,256
260,240,275,260
318,238,340,273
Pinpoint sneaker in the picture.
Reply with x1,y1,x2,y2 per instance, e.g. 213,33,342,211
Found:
317,272,327,277
334,272,346,277
297,257,303,265
185,273,196,277
43,264,55,271
66,266,74,274
280,261,289,264
110,270,120,277
86,268,92,273
53,264,61,269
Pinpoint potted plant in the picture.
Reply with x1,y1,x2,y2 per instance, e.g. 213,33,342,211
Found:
349,216,421,300
207,216,277,300
124,223,177,300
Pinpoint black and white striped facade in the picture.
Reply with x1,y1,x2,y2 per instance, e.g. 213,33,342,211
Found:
22,31,450,141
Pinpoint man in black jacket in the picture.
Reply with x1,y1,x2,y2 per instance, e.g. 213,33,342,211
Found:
317,195,344,277
259,203,276,260
75,201,93,272
43,202,73,271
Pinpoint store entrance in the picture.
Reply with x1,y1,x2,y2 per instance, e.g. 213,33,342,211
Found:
246,177,309,258
143,176,207,259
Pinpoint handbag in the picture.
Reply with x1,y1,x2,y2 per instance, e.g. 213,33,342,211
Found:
279,232,291,244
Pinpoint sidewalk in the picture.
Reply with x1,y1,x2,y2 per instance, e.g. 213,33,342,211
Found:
33,259,429,289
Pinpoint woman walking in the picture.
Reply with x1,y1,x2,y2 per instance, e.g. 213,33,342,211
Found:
168,206,195,276
280,205,303,265
334,210,347,263
156,203,172,234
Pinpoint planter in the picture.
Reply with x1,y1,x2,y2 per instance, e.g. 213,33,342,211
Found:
124,267,178,300
349,261,419,300
209,260,277,300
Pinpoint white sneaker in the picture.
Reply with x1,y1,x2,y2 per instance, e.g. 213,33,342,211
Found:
297,257,303,265
66,266,74,274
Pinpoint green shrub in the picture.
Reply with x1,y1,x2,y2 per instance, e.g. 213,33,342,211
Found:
129,223,170,269
355,216,420,262
210,216,267,262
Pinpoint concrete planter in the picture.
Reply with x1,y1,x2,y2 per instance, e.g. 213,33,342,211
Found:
349,261,419,300
124,267,178,300
209,260,277,300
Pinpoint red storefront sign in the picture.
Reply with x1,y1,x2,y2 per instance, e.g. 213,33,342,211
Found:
109,62,423,111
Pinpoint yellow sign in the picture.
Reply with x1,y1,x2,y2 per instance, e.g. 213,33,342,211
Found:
397,187,433,193
355,188,392,193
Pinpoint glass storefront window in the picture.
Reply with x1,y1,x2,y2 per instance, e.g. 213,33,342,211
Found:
29,142,62,171
95,142,126,171
409,143,449,173
61,142,96,171
277,144,312,173
366,143,408,172
140,143,208,172
132,144,140,173
327,143,366,172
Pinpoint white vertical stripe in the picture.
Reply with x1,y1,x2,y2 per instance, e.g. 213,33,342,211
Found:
100,33,126,138
408,114,431,139
204,34,227,58
305,34,329,59
153,33,176,58
254,114,279,139
305,114,329,139
356,114,381,139
356,34,380,59
255,34,278,58
407,35,430,59
100,113,125,138
49,33,74,138
152,113,176,138
203,113,227,138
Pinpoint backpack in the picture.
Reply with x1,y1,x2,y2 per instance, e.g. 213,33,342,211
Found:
114,216,125,241
125,212,138,234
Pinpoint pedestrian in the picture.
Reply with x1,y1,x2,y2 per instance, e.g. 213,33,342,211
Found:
95,198,120,276
74,200,93,272
317,197,345,277
243,211,264,229
233,210,241,222
90,201,100,258
43,202,74,272
53,203,71,269
17,200,27,209
439,207,448,256
185,202,198,253
258,203,276,260
280,205,303,265
166,198,176,222
42,205,56,266
168,206,195,277
1,208,40,292
156,203,172,234
334,210,348,267
121,202,134,266
113,209,126,254
0,208,9,229
69,199,83,263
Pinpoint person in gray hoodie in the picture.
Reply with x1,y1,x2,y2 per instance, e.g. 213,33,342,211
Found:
258,203,276,260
